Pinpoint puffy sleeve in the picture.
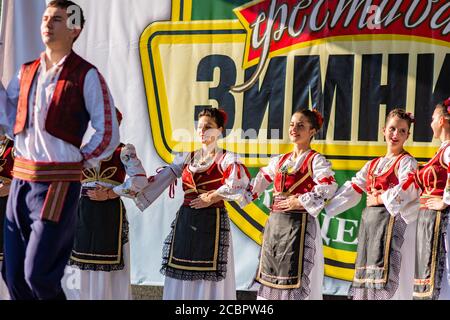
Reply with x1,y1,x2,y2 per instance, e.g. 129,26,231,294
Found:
298,154,338,217
324,161,370,217
134,152,189,212
443,148,450,206
247,155,281,202
215,152,252,208
381,156,420,223
113,144,148,198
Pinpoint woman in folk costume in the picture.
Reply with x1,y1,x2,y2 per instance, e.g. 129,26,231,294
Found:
246,109,337,300
325,108,418,300
411,98,450,300
63,109,148,300
134,107,252,300
0,135,14,300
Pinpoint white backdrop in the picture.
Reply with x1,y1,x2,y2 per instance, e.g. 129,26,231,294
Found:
0,0,262,289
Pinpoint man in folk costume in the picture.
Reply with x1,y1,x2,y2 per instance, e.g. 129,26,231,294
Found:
0,1,120,300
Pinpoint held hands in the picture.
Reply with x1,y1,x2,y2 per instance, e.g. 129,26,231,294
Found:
277,195,305,212
366,190,384,207
190,191,221,209
87,184,119,202
426,198,448,211
0,181,10,198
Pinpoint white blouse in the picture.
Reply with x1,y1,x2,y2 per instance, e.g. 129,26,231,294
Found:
249,150,338,217
325,154,419,224
134,150,252,211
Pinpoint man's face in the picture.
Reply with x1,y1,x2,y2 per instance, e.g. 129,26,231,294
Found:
41,6,79,48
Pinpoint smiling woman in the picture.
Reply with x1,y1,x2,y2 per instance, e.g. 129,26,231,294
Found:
325,108,419,300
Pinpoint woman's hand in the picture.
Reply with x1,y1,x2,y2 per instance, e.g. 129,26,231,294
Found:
277,196,305,212
367,190,383,207
190,191,221,209
0,181,10,198
426,198,448,211
87,184,119,201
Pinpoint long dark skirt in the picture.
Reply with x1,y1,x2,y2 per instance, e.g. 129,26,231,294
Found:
69,196,129,272
413,208,449,300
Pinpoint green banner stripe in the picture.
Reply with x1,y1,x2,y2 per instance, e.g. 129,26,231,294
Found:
191,0,248,20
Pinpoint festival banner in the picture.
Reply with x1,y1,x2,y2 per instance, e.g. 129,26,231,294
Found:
139,0,450,282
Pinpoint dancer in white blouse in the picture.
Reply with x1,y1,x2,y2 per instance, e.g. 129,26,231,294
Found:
411,98,450,300
135,107,251,300
325,108,418,300
63,109,147,300
246,109,337,300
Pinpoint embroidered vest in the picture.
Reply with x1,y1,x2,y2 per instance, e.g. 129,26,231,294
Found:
0,139,14,183
416,145,449,197
82,144,126,186
273,150,318,196
366,153,409,192
16,51,94,148
182,151,227,207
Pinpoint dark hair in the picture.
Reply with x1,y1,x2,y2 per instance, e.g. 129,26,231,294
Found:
47,0,85,36
197,107,228,129
435,98,450,123
293,108,324,131
385,108,415,129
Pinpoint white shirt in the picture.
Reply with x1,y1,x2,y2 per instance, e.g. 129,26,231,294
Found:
2,53,120,168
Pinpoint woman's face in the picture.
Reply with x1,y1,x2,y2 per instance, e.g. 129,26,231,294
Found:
383,116,409,149
288,113,316,145
430,108,444,139
197,116,222,145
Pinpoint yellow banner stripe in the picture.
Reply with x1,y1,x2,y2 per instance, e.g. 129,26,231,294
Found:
324,265,355,282
226,203,263,245
323,246,357,264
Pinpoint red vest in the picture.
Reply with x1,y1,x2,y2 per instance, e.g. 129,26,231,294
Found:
273,150,318,196
182,151,228,207
416,145,449,197
16,51,94,148
82,144,126,185
366,153,409,192
0,139,14,183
